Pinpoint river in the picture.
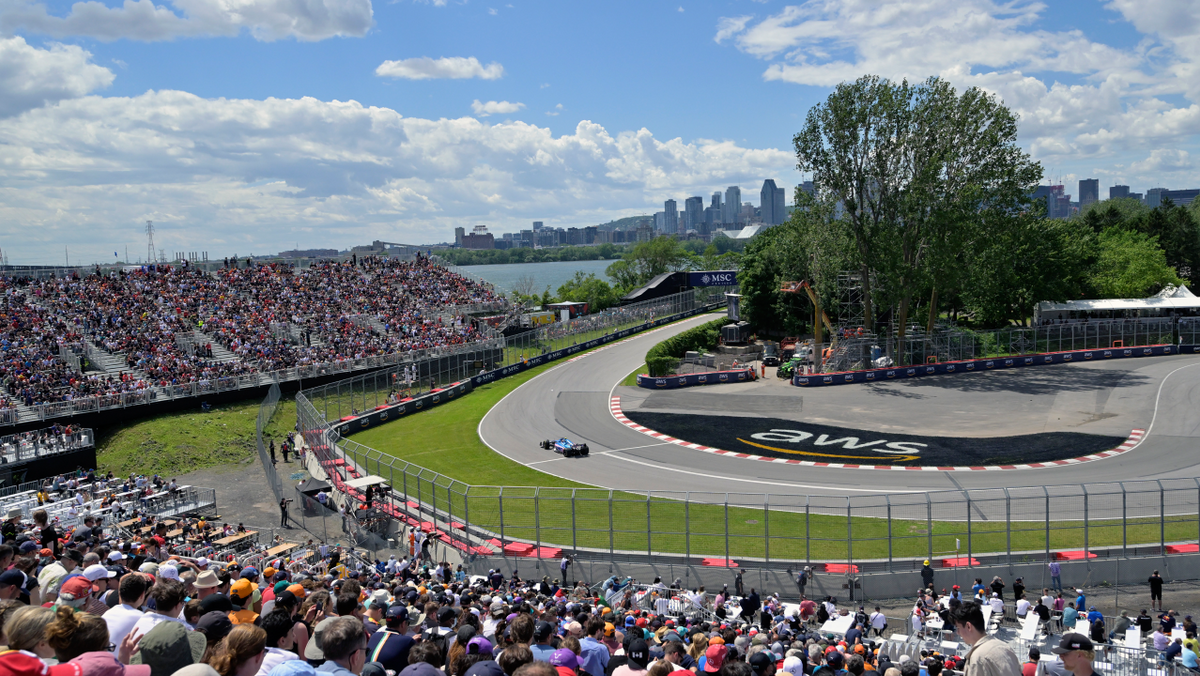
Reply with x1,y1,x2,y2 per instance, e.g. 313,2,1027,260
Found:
461,259,616,293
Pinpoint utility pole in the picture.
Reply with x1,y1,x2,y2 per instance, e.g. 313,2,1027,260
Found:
146,221,157,264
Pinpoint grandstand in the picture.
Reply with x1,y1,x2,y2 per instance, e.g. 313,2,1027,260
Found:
0,253,506,425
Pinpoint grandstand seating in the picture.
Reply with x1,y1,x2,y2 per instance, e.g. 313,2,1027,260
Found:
0,255,502,419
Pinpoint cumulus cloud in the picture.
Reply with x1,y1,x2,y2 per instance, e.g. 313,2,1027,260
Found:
0,0,374,41
0,89,792,262
471,99,523,116
375,56,503,80
1132,148,1194,174
0,36,113,117
716,0,1200,190
714,15,750,43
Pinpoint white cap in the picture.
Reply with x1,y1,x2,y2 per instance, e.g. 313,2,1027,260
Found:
196,557,209,568
159,565,180,581
107,551,126,562
83,564,117,581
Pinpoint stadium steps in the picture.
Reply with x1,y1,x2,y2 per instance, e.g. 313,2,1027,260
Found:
187,331,242,364
83,340,150,381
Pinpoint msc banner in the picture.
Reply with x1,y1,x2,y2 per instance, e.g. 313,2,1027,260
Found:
337,380,473,436
636,368,756,389
794,344,1178,388
688,270,737,287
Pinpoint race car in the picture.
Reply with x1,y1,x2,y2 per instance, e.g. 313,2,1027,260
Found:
539,438,590,457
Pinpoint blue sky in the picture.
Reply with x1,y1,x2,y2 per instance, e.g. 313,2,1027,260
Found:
1,0,1199,263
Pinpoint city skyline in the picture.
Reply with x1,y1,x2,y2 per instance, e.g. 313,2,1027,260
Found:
1,0,1199,263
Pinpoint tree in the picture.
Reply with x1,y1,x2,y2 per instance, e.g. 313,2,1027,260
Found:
604,236,690,293
1090,227,1181,298
556,272,618,311
793,75,1042,347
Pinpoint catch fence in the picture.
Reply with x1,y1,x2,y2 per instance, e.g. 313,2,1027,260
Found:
296,379,1200,569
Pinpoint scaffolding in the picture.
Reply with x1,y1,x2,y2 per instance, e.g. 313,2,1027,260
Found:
836,271,866,328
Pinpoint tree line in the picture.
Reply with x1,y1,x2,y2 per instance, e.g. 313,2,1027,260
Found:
740,74,1200,336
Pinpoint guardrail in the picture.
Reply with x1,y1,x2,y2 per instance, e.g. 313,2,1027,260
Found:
0,428,93,464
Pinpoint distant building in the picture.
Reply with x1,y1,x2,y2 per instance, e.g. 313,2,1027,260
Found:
636,222,654,242
664,199,679,235
454,227,465,247
760,179,786,225
584,226,598,244
1147,188,1167,208
532,221,544,230
567,227,582,246
279,248,338,259
654,211,666,232
1164,189,1200,206
461,231,494,249
684,196,704,234
1079,179,1099,210
723,186,741,225
1032,185,1071,219
1109,185,1130,200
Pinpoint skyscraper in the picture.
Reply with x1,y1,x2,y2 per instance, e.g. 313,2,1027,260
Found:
664,199,678,234
454,227,465,246
684,196,704,234
760,179,787,225
1109,185,1130,200
723,186,741,225
532,221,544,230
1147,188,1167,208
1079,179,1099,210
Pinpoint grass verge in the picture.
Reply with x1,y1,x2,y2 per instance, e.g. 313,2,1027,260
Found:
621,364,646,387
97,397,296,477
340,321,1200,561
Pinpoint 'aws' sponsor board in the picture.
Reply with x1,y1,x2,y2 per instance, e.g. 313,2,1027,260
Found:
620,411,1125,467
795,344,1179,388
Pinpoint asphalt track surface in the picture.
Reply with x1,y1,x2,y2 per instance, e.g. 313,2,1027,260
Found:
478,314,1200,504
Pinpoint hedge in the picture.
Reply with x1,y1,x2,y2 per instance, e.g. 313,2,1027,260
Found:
644,318,728,376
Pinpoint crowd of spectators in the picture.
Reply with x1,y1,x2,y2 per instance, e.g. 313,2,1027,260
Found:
0,255,502,410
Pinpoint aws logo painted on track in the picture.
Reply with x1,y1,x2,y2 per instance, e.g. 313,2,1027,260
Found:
738,428,926,463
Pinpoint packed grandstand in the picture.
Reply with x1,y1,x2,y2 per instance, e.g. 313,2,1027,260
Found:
0,255,502,416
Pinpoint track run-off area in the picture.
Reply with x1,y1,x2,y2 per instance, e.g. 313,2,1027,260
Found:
477,313,1200,521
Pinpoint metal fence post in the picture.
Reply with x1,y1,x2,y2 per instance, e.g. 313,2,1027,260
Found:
1004,488,1012,566
1044,486,1051,558
886,495,893,572
846,497,853,571
966,491,973,563
646,492,652,558
498,488,505,546
927,494,933,561
806,497,810,568
571,489,577,554
535,487,541,557
685,492,690,561
724,495,730,564
764,494,770,565
1121,482,1128,557
608,490,615,564
1158,480,1166,551
1083,484,1090,557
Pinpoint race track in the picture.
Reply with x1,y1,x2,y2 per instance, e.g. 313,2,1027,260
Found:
477,314,1200,503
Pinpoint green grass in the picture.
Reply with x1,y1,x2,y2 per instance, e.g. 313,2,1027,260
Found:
340,321,1200,561
621,364,646,387
97,397,295,477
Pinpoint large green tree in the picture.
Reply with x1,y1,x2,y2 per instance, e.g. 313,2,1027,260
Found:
792,75,1042,344
555,272,619,311
1090,227,1182,298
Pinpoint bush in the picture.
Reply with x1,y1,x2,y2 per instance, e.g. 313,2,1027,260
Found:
644,318,727,376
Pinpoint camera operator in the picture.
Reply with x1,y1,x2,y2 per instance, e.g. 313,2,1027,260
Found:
280,497,293,527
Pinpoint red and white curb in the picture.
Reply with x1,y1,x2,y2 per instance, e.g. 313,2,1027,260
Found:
610,396,1145,472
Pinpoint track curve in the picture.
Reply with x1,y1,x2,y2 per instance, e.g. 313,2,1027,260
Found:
478,314,1200,497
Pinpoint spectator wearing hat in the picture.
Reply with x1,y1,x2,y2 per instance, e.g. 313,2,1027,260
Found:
920,561,934,590
230,579,262,625
195,571,222,601
702,645,727,674
0,568,26,600
950,601,1020,676
549,648,578,676
104,573,151,654
54,576,95,612
1051,633,1097,676
530,621,556,662
612,639,649,676
0,648,83,676
39,549,84,603
82,564,118,616
365,606,414,673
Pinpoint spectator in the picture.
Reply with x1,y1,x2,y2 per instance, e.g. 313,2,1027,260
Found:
208,624,269,676
950,601,1021,676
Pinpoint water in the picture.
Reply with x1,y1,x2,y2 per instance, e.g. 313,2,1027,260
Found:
462,259,617,293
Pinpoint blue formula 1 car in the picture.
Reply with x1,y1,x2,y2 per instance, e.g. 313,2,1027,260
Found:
539,437,590,457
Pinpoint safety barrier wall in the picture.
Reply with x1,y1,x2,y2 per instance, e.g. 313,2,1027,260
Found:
795,344,1180,387
636,368,757,389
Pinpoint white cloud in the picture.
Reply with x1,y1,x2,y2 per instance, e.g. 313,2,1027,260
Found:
677,6,683,12
714,15,750,43
488,7,496,15
0,36,113,117
717,0,1200,191
0,0,374,41
0,89,793,263
375,56,503,80
545,103,562,116
1132,149,1193,174
471,99,523,116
